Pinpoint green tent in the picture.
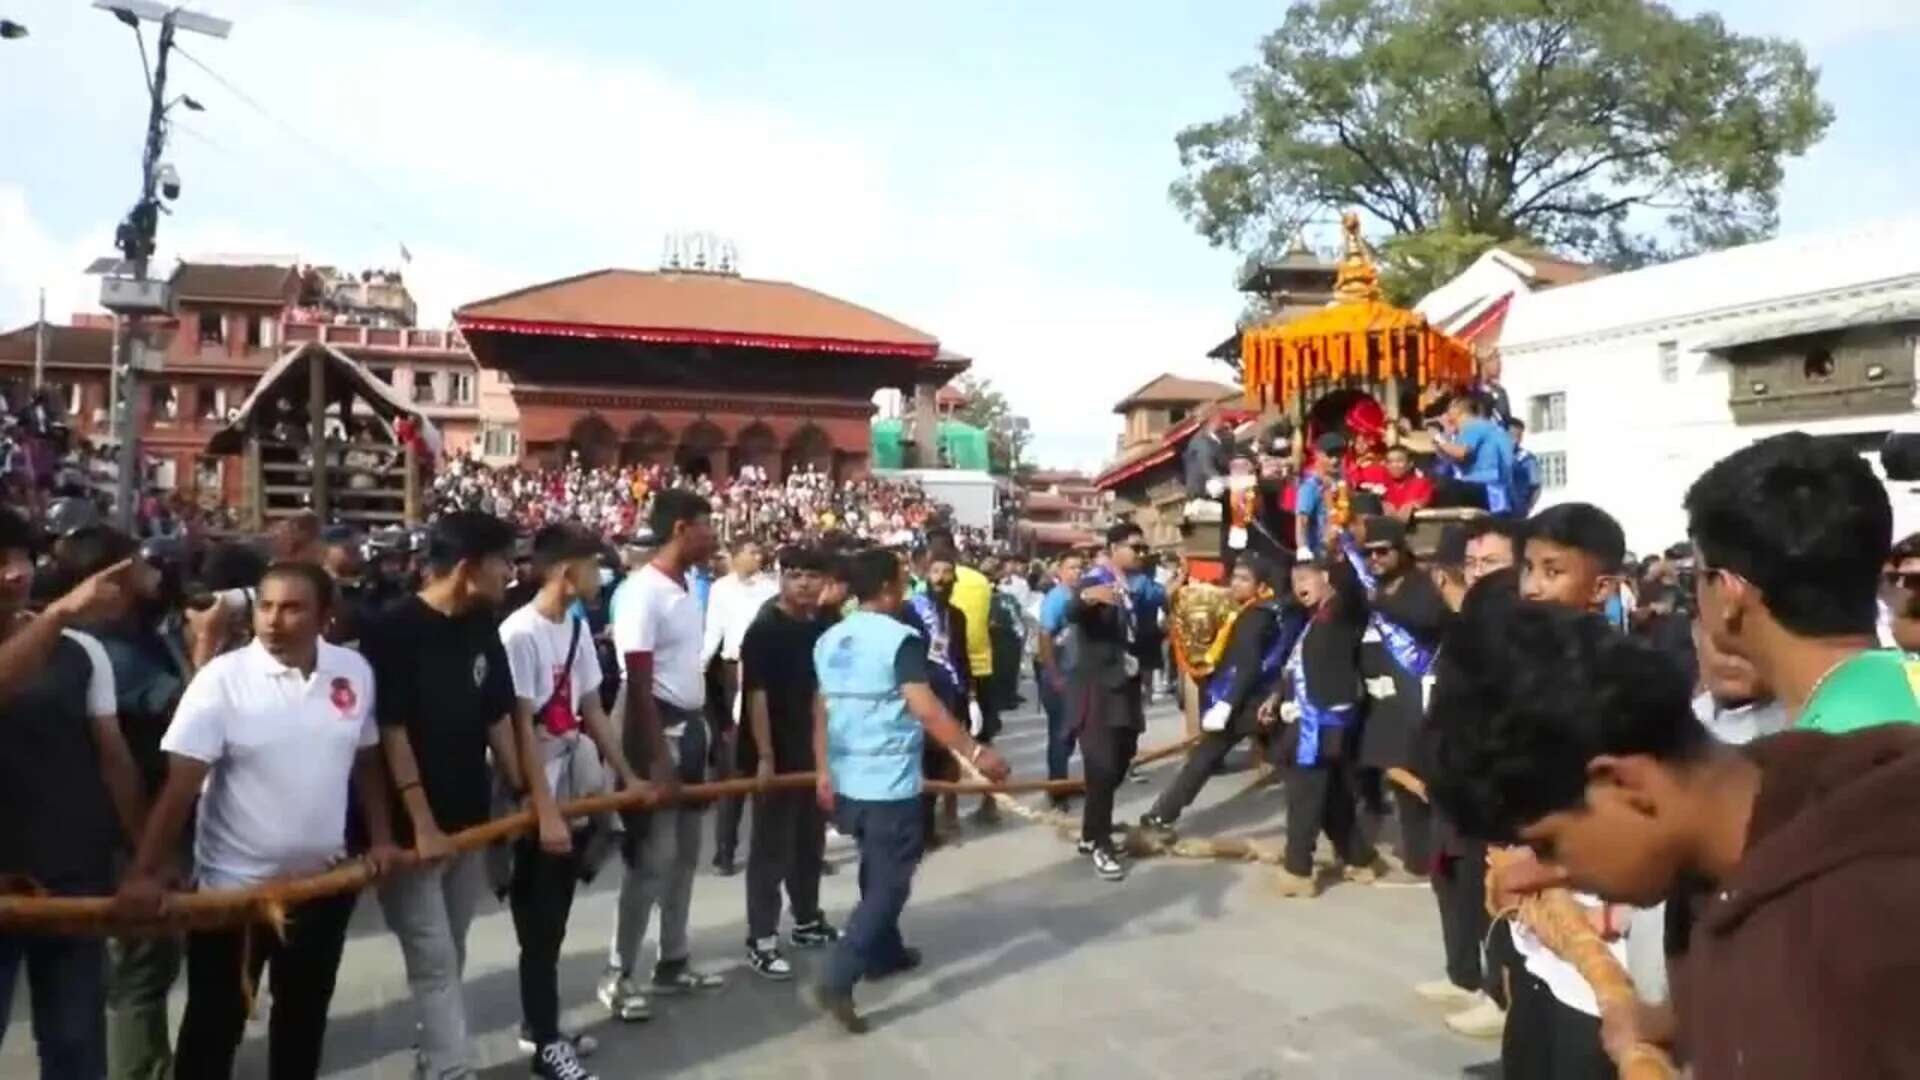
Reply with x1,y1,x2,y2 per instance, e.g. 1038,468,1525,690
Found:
871,418,991,471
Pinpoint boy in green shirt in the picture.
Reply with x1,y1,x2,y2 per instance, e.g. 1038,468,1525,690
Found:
1684,432,1920,733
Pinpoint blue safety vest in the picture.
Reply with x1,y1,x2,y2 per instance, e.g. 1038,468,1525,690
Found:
815,610,923,802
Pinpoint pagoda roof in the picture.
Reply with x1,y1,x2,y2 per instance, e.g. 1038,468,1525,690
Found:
1113,373,1240,413
171,262,300,305
456,269,940,359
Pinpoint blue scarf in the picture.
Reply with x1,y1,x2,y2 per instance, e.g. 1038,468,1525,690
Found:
1283,621,1355,767
1202,602,1306,714
906,591,962,698
1341,535,1436,679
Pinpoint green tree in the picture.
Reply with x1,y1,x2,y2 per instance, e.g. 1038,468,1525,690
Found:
951,375,1030,475
1172,0,1832,298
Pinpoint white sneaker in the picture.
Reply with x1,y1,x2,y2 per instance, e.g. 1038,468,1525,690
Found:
1444,993,1506,1039
1414,979,1479,1008
596,970,651,1022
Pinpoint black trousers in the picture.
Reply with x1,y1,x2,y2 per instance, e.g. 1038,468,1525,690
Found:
1432,837,1489,993
1370,779,1434,873
1147,726,1246,824
175,890,357,1080
509,838,581,1048
1079,722,1139,850
1502,965,1613,1080
710,660,743,860
745,788,827,941
1431,477,1491,511
1282,761,1375,877
970,677,1002,743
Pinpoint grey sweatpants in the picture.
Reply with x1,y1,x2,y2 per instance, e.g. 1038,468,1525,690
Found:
608,694,708,976
377,849,487,1079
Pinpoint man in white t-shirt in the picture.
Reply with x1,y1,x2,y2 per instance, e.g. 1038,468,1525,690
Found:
500,525,642,1080
117,562,400,1080
600,490,725,1023
701,538,777,875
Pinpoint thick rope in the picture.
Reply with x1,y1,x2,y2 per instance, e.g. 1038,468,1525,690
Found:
0,740,1196,936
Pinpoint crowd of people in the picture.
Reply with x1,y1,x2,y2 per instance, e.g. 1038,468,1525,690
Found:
2,401,1919,1080
429,454,982,553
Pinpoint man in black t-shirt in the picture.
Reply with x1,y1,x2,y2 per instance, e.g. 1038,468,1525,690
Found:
738,547,841,980
363,511,541,1080
0,510,147,1078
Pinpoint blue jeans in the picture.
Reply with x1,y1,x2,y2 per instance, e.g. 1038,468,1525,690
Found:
822,796,923,993
0,933,108,1079
1036,662,1075,782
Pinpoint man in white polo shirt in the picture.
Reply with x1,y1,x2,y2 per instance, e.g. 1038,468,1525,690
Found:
600,490,725,1023
702,538,776,876
116,562,401,1080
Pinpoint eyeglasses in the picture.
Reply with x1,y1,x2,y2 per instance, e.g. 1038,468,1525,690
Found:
1886,571,1920,591
1362,546,1396,559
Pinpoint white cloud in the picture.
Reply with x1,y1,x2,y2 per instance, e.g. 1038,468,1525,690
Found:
0,4,1234,471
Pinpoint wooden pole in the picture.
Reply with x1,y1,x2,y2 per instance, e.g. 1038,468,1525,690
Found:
243,436,263,532
307,350,329,520
403,441,419,526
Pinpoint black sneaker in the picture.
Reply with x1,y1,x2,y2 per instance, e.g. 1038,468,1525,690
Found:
517,1026,598,1057
532,1038,597,1080
789,918,841,949
651,961,725,995
711,852,739,877
746,937,793,981
1091,847,1127,882
1075,838,1097,856
867,946,923,980
803,982,868,1034
1138,813,1176,839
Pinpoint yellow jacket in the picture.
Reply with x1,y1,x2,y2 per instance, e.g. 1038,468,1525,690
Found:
951,565,994,677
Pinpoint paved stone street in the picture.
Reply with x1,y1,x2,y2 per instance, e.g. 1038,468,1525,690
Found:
7,690,1494,1079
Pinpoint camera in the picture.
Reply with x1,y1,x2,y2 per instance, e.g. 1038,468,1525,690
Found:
155,162,181,201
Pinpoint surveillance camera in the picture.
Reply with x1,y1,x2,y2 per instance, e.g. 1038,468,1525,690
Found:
155,162,181,201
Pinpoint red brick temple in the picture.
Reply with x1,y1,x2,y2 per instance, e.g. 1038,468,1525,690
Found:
455,266,965,480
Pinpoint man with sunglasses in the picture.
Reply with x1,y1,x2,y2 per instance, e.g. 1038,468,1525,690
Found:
1685,433,1920,733
1879,533,1920,655
1068,523,1150,881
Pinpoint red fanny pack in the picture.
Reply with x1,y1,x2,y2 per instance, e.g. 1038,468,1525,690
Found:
539,617,584,738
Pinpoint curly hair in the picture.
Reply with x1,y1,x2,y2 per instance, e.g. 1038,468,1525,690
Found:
1425,574,1706,843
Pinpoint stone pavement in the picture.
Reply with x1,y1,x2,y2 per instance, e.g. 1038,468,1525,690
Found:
5,688,1496,1079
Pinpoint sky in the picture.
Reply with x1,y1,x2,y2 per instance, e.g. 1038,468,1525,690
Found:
2,0,1916,472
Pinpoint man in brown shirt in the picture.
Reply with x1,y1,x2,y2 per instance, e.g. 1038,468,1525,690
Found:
1427,597,1920,1078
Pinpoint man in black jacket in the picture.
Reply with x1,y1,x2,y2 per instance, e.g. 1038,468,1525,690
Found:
1069,523,1150,882
1343,516,1449,881
1138,554,1301,834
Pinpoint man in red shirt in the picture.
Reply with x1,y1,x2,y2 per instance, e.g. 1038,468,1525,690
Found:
1382,445,1435,519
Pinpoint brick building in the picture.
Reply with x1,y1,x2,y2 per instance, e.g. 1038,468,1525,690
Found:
0,259,495,507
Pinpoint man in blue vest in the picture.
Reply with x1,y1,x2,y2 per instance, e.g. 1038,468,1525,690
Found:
805,548,1009,1033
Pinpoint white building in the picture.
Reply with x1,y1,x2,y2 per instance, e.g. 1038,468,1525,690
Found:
1420,218,1920,551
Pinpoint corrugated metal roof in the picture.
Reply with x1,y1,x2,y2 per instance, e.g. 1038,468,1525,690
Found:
1693,293,1920,351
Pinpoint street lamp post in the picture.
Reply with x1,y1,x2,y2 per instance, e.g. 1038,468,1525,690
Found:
91,1,230,530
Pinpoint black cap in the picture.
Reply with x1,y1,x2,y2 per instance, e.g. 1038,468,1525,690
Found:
1316,432,1347,457
1363,515,1409,549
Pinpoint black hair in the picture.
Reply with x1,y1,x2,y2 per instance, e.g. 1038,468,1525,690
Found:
55,524,137,584
1385,442,1414,457
1106,521,1143,547
1506,417,1526,432
425,510,515,575
825,553,854,584
530,524,599,578
648,489,713,545
1434,523,1468,568
848,548,901,602
1526,502,1625,568
1891,532,1920,566
731,536,763,556
1234,552,1278,592
1684,432,1890,637
200,541,269,591
1448,393,1488,418
1426,578,1707,843
926,541,960,566
1462,515,1527,551
260,560,336,614
0,506,36,558
777,545,830,574
924,526,955,550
